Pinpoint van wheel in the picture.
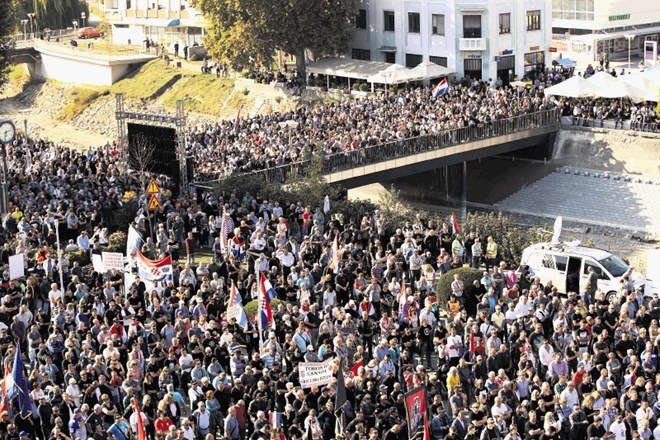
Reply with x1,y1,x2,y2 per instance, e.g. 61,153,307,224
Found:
606,291,618,304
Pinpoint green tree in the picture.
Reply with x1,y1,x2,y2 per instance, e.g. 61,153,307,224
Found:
19,0,88,32
0,0,18,89
197,0,358,78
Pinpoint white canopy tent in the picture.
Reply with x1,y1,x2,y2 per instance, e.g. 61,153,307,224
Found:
306,58,395,89
543,75,598,98
586,71,639,100
618,73,659,102
409,61,455,80
367,63,419,84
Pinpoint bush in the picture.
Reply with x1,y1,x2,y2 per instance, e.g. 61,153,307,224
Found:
436,267,482,307
112,199,139,233
244,298,282,320
60,88,101,122
463,211,551,266
65,249,91,267
359,83,369,92
352,83,360,91
106,231,127,253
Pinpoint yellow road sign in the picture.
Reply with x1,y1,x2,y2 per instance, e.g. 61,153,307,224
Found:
147,194,162,211
146,178,161,195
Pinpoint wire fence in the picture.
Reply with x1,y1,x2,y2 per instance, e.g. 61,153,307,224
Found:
197,108,560,184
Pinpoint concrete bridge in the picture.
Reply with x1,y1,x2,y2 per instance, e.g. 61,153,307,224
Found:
196,109,560,190
8,32,157,86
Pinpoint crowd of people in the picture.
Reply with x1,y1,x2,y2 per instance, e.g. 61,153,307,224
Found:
188,66,658,181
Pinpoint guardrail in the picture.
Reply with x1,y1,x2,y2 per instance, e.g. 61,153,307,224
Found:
32,39,153,59
561,116,660,133
197,108,560,184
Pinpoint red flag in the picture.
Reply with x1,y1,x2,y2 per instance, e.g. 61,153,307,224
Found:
133,398,146,440
450,212,460,235
0,366,10,415
350,359,364,376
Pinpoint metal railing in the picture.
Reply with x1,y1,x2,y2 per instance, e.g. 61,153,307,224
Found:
561,116,660,133
13,29,75,49
198,108,560,184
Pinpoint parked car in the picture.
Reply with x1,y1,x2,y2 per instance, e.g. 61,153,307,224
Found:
521,242,647,302
77,27,103,39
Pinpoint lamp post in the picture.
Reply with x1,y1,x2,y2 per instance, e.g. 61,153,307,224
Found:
20,20,27,38
72,20,78,32
27,13,35,35
625,34,634,71
81,12,87,28
54,219,65,294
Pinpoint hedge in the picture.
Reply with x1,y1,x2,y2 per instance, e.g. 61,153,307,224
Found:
436,266,483,308
244,298,283,320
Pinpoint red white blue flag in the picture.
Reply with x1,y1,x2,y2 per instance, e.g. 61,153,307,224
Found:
136,251,173,282
432,78,449,99
258,273,276,330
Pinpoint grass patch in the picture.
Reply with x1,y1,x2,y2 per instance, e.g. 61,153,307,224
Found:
60,87,102,121
110,59,182,99
159,75,236,116
7,65,30,89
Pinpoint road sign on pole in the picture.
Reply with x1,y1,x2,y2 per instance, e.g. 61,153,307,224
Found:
147,194,162,211
146,178,161,194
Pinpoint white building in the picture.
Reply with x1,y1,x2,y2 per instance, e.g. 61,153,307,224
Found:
551,1,660,64
348,0,552,84
100,0,206,47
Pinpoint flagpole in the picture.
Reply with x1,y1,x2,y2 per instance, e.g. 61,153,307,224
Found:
257,272,264,352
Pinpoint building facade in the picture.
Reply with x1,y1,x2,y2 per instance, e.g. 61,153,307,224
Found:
551,0,660,64
348,0,553,84
100,0,206,47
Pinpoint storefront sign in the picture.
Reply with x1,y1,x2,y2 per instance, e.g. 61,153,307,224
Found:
498,49,514,55
495,56,503,62
549,47,557,52
465,52,482,59
609,14,630,21
529,46,540,51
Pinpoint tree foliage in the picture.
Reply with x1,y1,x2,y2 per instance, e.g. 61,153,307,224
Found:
436,267,482,307
0,0,18,89
19,0,88,32
197,0,358,77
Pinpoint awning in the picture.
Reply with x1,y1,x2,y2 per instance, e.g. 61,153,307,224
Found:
552,58,576,68
307,58,395,80
367,63,420,84
167,19,180,27
409,60,455,79
378,46,397,52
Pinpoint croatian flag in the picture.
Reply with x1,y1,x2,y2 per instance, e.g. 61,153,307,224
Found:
228,281,248,330
136,251,173,282
450,212,460,235
258,273,276,330
268,411,281,429
432,78,449,99
397,278,409,322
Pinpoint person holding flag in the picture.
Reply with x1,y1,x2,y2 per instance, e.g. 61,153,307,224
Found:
258,273,277,344
432,78,449,99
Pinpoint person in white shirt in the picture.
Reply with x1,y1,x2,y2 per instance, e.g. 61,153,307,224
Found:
129,406,150,437
49,283,62,309
446,327,463,366
609,414,627,440
559,381,579,408
538,339,555,373
65,379,82,407
491,396,512,423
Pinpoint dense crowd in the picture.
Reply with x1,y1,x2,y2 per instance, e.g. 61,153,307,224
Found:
188,66,658,181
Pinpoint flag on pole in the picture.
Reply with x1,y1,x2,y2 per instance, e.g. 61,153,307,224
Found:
432,78,449,99
335,361,348,437
7,345,32,418
350,359,364,376
235,104,244,129
135,251,173,282
450,212,460,235
258,273,276,330
268,411,281,429
228,281,248,330
397,278,409,322
220,211,233,256
126,225,142,262
133,398,147,440
329,234,340,274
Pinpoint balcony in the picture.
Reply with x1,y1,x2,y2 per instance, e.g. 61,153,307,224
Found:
458,37,487,51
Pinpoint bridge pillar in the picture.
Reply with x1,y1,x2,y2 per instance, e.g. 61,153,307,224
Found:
387,162,467,213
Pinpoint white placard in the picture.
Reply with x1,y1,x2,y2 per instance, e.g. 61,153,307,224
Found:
102,252,125,271
299,359,334,389
92,254,104,273
8,254,25,280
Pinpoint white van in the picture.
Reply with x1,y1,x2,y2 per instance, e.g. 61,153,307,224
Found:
521,242,647,302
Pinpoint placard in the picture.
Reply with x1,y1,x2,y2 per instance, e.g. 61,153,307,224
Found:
92,254,104,273
299,359,334,389
8,254,24,280
102,252,125,271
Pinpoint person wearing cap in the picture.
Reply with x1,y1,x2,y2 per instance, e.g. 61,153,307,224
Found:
69,407,87,440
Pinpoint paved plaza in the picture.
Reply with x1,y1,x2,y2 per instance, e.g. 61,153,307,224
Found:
495,166,660,234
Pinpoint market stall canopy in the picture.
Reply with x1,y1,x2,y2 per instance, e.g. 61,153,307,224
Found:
367,63,419,84
306,58,394,80
543,75,598,98
409,61,455,80
586,71,633,99
619,72,660,102
552,58,576,68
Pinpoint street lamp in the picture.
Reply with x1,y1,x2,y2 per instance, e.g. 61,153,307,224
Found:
625,34,634,71
27,13,35,35
81,12,87,28
72,20,78,32
20,20,27,38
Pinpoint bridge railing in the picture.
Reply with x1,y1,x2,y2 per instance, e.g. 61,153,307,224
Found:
14,29,75,48
197,108,559,184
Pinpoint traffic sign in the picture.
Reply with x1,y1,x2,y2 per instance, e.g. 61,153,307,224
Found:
146,178,161,194
147,194,162,211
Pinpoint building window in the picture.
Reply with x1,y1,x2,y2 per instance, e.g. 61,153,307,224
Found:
384,11,395,32
429,56,448,67
553,0,594,21
385,52,396,63
352,48,371,61
463,15,482,38
432,14,445,36
356,9,367,29
499,13,510,34
405,53,423,68
527,10,541,31
408,12,420,33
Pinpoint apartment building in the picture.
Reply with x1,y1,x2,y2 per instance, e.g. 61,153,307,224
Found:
348,0,552,84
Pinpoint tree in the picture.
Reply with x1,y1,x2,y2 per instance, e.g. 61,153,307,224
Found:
0,0,18,89
19,0,88,32
197,0,358,78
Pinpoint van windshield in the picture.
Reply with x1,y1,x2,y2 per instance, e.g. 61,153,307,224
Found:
598,255,629,277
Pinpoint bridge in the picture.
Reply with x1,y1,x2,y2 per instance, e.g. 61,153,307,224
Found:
8,31,157,86
195,109,560,189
